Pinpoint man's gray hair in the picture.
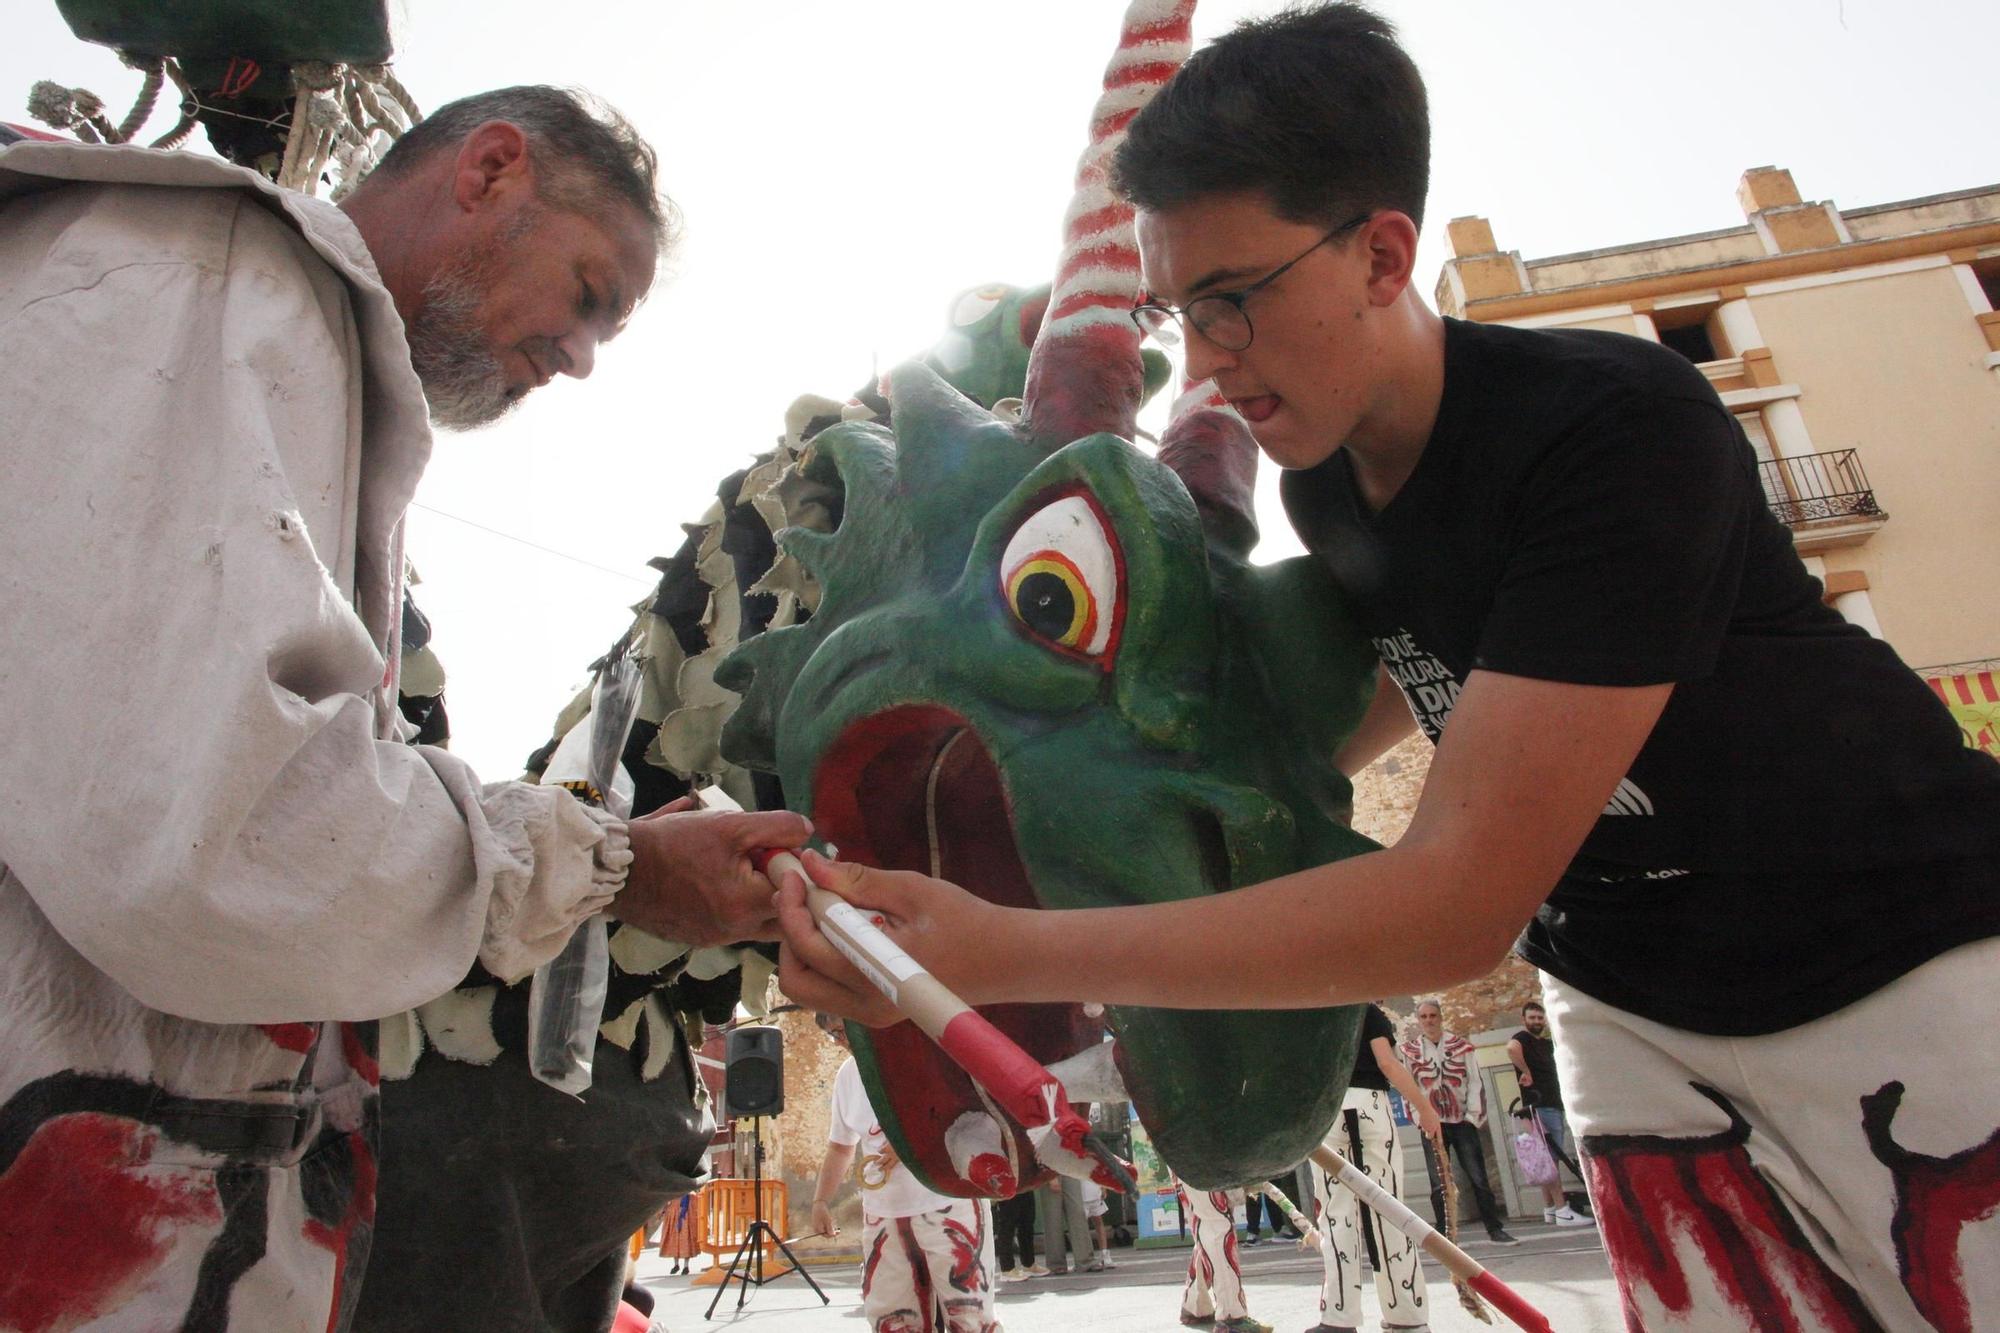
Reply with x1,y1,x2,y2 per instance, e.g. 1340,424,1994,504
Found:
1414,997,1443,1014
372,85,678,248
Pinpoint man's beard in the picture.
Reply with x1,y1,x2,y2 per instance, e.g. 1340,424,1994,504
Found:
405,213,536,431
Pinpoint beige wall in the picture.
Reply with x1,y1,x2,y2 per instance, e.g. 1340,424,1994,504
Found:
1743,262,2000,666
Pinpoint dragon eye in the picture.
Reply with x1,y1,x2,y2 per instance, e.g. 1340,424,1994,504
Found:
999,492,1122,660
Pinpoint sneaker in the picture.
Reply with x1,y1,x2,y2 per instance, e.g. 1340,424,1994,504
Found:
1217,1320,1274,1333
1550,1206,1595,1228
1486,1228,1520,1245
1241,1232,1262,1246
998,1265,1028,1282
1024,1263,1050,1277
1083,1257,1107,1272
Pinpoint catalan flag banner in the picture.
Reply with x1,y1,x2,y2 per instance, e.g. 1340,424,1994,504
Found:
1928,670,2000,757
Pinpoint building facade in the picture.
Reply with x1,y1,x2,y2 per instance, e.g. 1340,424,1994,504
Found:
1435,165,2000,751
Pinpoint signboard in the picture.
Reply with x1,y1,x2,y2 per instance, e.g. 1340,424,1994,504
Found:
1129,1108,1188,1245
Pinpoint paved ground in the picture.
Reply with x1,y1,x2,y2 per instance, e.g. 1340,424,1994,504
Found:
637,1221,1623,1331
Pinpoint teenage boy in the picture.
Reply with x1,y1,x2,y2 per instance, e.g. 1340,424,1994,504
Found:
775,5,2000,1328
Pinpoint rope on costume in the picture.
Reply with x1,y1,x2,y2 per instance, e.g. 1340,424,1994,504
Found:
114,55,164,142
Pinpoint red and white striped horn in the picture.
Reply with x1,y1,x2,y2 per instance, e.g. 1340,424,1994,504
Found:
1022,0,1196,451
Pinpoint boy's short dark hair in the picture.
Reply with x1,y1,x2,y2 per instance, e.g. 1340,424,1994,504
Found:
1112,2,1429,231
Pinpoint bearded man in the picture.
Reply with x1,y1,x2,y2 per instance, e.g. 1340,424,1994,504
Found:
0,87,806,1330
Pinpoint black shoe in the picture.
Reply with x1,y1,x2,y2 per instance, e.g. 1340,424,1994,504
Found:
1486,1228,1520,1245
1241,1232,1261,1246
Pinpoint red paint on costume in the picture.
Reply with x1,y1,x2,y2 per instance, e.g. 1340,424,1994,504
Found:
302,1131,379,1333
258,1022,318,1053
1862,1080,2000,1333
1583,1085,1876,1331
0,1115,220,1331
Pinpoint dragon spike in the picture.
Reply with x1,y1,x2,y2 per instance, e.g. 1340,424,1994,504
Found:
1158,375,1260,556
1021,0,1196,453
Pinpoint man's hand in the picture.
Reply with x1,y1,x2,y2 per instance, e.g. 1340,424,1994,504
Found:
611,807,812,945
1414,1101,1444,1142
810,1200,838,1238
773,850,1017,1026
1519,1069,1535,1088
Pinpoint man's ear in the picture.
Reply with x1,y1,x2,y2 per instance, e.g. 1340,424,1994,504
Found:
450,120,532,212
1362,210,1421,309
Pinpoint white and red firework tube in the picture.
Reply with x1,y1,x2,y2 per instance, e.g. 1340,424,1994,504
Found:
748,843,1129,1194
1308,1144,1553,1332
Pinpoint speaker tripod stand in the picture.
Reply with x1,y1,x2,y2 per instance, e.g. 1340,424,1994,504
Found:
706,1115,828,1319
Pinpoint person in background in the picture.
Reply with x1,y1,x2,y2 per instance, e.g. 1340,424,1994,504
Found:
1039,1172,1101,1275
809,1015,1002,1332
1400,1001,1515,1245
1178,1183,1271,1333
1507,1000,1592,1227
1307,1002,1442,1333
994,1186,1041,1281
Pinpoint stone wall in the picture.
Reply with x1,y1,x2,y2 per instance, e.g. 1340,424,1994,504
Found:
765,1007,864,1260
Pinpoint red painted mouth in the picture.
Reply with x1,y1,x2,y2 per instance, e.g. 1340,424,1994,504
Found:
812,705,1101,1197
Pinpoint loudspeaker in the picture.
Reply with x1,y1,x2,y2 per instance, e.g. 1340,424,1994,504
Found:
724,1026,785,1118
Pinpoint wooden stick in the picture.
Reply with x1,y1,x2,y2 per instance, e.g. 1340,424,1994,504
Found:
1308,1145,1553,1333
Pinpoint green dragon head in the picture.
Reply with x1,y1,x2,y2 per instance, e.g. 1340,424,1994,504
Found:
717,0,1380,1194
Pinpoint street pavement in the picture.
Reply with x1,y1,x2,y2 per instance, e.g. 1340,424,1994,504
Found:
636,1220,1624,1331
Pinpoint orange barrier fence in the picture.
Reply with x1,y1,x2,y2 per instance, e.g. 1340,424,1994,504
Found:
681,1179,792,1284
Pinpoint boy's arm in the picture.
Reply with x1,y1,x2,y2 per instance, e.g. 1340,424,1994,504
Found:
1333,664,1420,777
775,668,1670,1019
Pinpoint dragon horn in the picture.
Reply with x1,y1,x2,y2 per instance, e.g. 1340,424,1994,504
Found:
1021,0,1196,452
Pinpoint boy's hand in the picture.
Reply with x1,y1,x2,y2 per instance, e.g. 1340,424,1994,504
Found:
772,849,1015,1025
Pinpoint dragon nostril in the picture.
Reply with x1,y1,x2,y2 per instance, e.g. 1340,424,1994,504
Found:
1189,810,1234,895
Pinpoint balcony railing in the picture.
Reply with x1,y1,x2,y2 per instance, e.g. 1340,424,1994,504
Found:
1757,449,1884,527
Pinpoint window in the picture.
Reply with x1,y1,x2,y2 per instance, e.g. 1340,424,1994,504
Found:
1658,319,1719,364
1975,258,2000,312
1653,301,1722,363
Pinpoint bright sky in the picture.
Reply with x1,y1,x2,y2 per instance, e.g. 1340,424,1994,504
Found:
8,1,1995,780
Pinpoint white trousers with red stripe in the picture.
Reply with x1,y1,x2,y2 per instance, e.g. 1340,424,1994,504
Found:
858,1198,1000,1333
1179,1183,1249,1321
1550,936,2000,1332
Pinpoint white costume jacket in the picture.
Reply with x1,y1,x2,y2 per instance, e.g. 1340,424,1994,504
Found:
0,142,626,1330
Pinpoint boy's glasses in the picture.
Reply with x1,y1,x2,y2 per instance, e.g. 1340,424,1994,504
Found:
1130,211,1373,352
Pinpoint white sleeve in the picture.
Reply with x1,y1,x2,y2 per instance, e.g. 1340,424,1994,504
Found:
827,1059,864,1146
0,191,618,1023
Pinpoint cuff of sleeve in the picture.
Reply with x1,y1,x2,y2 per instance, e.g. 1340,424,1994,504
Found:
476,783,632,982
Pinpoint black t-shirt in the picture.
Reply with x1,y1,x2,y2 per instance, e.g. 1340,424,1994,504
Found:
1283,317,2000,1036
1510,1028,1561,1109
1346,1003,1396,1092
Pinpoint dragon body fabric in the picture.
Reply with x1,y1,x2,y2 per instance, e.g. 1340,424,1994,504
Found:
716,0,1382,1194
